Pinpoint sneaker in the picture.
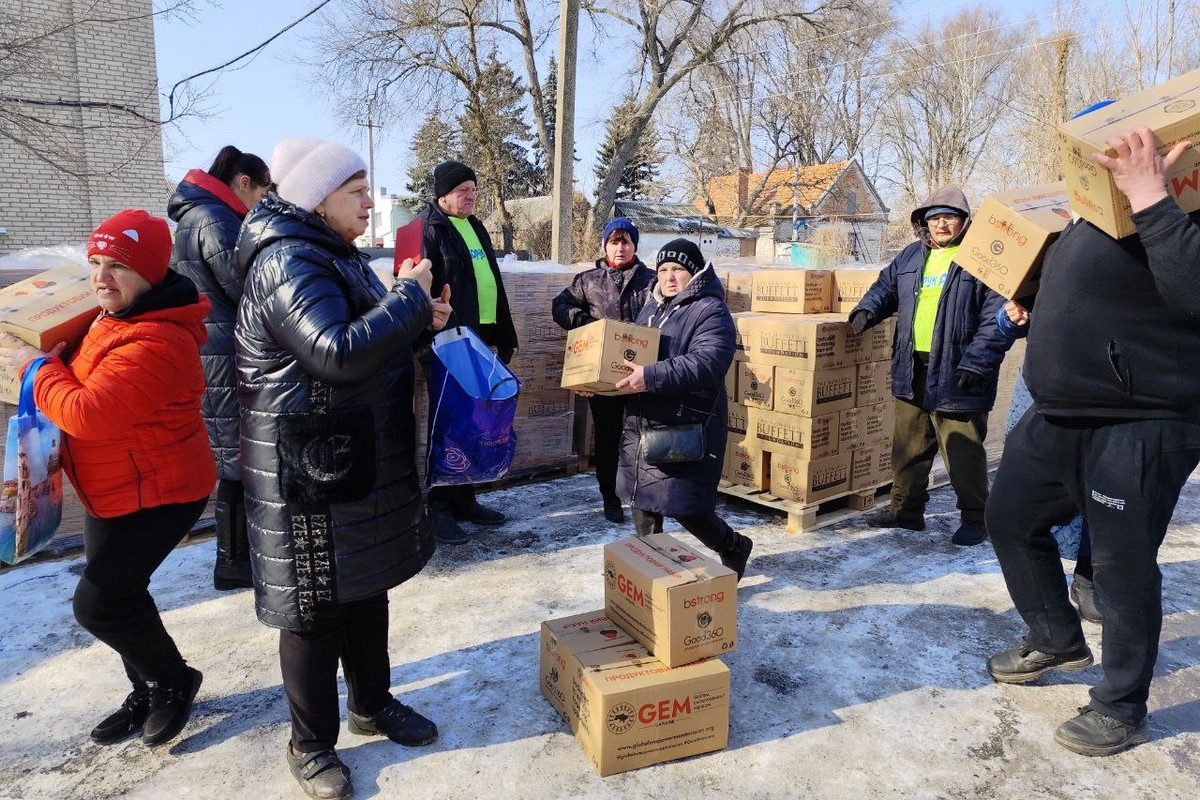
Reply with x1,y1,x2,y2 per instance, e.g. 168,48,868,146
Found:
142,667,202,746
90,686,151,744
287,746,353,800
863,509,925,532
602,498,625,524
432,510,470,545
987,637,1093,684
1070,574,1104,624
951,521,988,546
721,535,754,581
452,499,507,526
347,699,438,747
1054,706,1149,756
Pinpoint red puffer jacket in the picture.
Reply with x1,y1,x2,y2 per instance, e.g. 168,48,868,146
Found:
28,272,217,518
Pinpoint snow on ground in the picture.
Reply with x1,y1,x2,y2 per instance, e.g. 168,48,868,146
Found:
1,473,1198,800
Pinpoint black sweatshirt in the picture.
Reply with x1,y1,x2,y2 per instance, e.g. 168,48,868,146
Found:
1025,197,1200,419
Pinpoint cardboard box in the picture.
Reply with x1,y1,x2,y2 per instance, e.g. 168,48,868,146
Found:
846,316,894,364
839,402,895,451
956,183,1072,300
720,400,748,438
750,269,832,313
732,312,851,370
561,319,661,395
1059,68,1200,238
737,362,774,410
851,445,893,491
0,263,98,403
539,610,640,729
603,534,738,668
723,365,737,404
769,452,853,504
855,360,891,407
773,366,856,417
576,654,730,776
726,440,770,491
832,268,882,313
753,409,839,459
723,269,754,313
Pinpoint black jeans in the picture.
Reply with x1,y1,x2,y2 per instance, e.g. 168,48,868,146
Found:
279,592,393,752
73,497,209,689
588,394,627,502
631,507,740,556
987,410,1200,724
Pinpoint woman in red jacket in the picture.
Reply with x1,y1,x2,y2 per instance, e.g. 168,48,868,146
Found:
0,210,216,748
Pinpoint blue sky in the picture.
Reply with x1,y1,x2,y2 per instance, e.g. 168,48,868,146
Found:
153,0,1034,195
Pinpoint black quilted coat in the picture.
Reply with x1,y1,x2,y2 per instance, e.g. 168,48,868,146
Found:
167,175,246,480
551,257,656,329
616,265,735,516
234,193,435,631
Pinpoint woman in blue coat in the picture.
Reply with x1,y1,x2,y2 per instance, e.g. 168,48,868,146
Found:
615,239,753,580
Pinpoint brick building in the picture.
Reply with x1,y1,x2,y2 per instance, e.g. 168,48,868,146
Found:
698,160,890,263
0,0,165,255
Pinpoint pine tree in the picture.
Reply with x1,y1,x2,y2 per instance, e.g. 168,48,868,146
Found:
531,57,558,190
594,94,661,201
406,110,461,205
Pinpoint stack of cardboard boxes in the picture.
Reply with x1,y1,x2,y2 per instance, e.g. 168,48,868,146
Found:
720,267,896,507
539,533,737,776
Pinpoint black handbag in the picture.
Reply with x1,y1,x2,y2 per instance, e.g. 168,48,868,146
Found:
638,394,719,466
639,418,706,465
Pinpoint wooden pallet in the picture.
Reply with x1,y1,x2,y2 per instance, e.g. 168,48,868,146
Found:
718,480,890,534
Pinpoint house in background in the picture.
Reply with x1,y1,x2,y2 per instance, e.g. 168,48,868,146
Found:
356,186,417,249
613,200,756,261
698,160,889,264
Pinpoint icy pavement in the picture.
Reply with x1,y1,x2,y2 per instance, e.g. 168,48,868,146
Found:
1,473,1197,799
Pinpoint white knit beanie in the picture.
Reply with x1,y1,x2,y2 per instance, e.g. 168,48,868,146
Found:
271,138,368,212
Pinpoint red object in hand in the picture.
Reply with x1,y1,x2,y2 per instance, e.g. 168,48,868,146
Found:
392,218,425,276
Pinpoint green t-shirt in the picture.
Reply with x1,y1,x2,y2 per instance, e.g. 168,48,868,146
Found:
911,246,957,353
449,216,498,324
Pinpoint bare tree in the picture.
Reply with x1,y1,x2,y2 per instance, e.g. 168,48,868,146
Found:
0,0,197,182
579,0,856,239
311,0,558,249
876,7,1028,202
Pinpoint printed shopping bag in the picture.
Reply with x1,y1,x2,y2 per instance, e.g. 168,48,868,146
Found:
0,357,63,564
425,326,520,486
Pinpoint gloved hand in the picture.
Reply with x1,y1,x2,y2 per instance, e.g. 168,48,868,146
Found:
848,309,875,335
955,368,985,393
497,345,515,365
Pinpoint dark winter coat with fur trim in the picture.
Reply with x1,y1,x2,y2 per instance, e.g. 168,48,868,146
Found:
234,193,434,631
168,169,250,481
616,265,735,516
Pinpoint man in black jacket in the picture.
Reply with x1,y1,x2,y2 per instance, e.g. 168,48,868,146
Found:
417,161,518,544
985,126,1200,756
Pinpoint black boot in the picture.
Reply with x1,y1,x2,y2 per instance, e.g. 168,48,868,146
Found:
721,535,754,581
142,667,203,746
602,497,625,524
213,500,254,591
90,683,152,744
431,501,469,545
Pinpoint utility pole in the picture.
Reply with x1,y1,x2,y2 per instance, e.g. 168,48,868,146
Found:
359,79,391,247
551,0,579,265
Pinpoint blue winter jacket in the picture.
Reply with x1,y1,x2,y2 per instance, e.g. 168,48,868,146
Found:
854,240,1010,413
617,265,735,516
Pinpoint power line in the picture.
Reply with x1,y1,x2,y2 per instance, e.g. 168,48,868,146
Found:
164,0,334,122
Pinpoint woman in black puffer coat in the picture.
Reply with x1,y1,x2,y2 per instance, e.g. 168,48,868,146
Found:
615,239,753,580
234,139,450,800
168,145,271,591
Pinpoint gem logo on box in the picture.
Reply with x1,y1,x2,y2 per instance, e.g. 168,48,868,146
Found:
638,696,691,724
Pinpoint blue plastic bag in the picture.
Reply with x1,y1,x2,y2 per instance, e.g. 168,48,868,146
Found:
0,357,63,564
425,327,520,486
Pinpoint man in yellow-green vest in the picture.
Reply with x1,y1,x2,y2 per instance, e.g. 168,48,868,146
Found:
849,187,1012,546
418,160,519,545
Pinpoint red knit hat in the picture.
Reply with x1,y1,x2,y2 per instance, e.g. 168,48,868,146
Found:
86,209,172,286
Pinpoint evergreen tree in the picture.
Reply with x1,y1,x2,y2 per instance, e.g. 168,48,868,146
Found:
406,110,461,205
594,94,661,201
531,57,558,190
